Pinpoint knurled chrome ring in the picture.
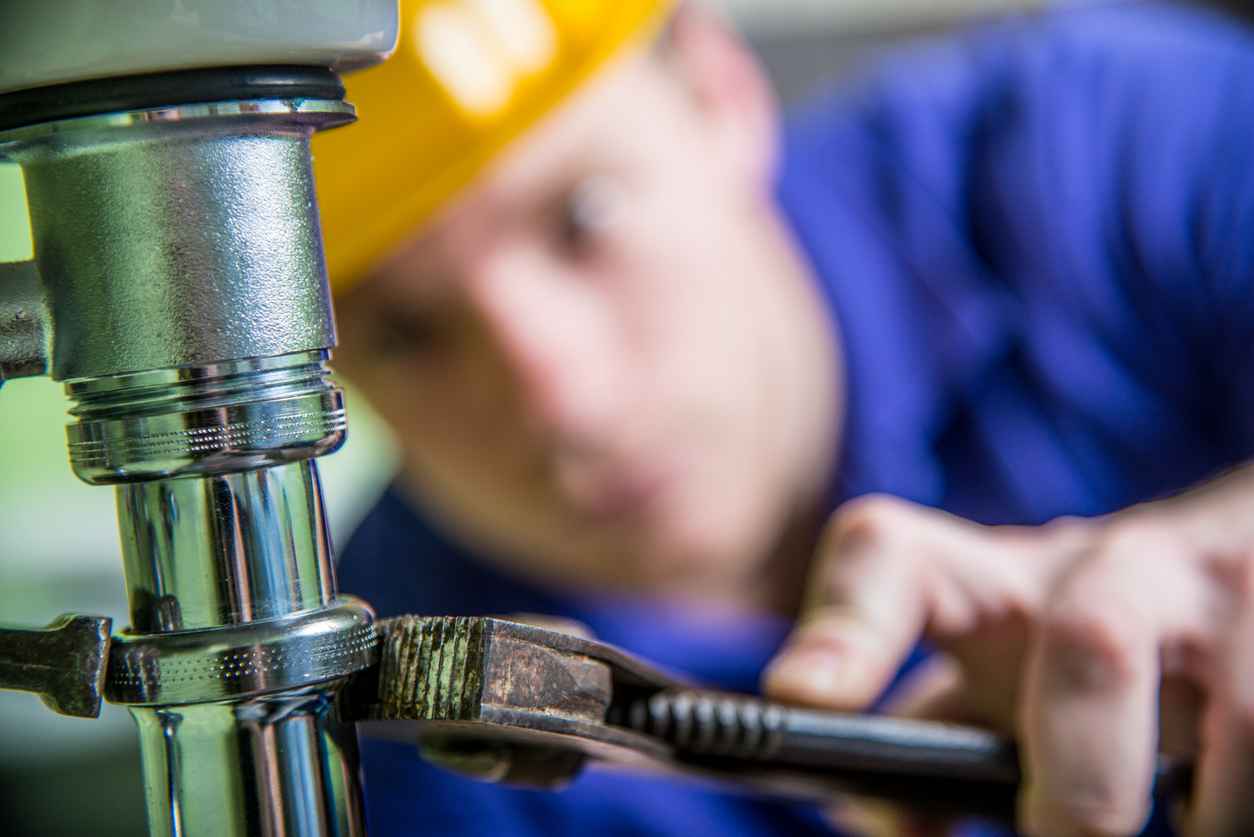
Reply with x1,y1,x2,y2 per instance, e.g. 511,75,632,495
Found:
105,597,379,706
67,387,346,484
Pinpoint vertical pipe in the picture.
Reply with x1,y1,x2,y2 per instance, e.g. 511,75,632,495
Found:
117,461,336,633
0,81,389,837
116,460,368,836
131,693,365,837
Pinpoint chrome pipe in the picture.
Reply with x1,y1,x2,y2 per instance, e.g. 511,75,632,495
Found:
131,690,366,837
116,460,337,633
0,99,347,380
0,92,378,835
0,9,401,835
105,457,377,835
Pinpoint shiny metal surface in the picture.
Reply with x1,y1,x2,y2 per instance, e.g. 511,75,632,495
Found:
67,353,346,483
0,0,397,93
0,34,396,829
131,689,367,837
106,599,378,705
0,97,353,142
0,100,348,380
107,458,376,830
0,260,49,381
0,87,378,834
116,460,337,631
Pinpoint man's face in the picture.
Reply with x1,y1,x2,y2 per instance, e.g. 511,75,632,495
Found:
335,36,837,596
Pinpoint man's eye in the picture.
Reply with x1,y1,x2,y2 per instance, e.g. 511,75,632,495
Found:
555,176,623,257
371,312,449,358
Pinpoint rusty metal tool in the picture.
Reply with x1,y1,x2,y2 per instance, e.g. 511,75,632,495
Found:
342,615,1192,826
0,614,112,718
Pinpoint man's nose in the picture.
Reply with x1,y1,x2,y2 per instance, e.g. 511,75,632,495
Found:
469,251,623,439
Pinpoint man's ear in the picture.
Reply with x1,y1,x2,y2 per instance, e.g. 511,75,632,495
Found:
664,3,779,189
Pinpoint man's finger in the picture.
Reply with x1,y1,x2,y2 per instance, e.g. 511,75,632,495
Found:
1020,558,1163,836
764,494,1053,711
764,496,932,709
1188,573,1254,837
883,656,992,727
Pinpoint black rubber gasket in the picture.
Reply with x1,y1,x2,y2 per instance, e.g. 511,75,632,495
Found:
0,65,345,133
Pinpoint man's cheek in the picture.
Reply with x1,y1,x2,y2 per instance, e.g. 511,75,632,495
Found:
398,407,485,478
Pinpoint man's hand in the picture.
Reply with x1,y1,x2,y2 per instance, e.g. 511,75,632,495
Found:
763,466,1254,836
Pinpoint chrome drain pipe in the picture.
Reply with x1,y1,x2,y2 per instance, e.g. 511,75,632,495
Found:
0,77,379,836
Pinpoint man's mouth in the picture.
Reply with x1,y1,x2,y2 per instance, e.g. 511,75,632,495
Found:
557,456,675,523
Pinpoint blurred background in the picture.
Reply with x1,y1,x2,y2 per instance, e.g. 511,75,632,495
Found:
11,0,1218,832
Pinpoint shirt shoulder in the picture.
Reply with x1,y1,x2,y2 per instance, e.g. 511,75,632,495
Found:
778,2,1254,522
788,1,1254,156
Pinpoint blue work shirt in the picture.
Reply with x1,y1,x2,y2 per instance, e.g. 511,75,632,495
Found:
339,3,1254,835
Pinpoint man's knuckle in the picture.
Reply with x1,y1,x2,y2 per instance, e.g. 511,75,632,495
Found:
1041,598,1147,688
1037,514,1095,549
826,494,908,547
1028,776,1145,836
1203,549,1254,605
1096,518,1177,564
1216,690,1254,744
1057,791,1144,837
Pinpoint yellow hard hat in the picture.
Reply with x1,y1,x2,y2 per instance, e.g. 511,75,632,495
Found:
313,0,673,294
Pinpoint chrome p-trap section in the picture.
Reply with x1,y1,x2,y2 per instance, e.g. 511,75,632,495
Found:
0,66,384,836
